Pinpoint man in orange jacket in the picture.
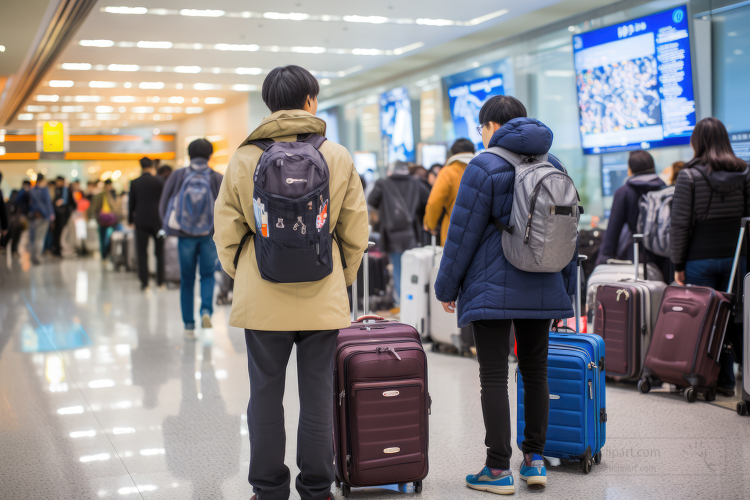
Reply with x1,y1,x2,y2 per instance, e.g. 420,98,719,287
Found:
423,139,475,245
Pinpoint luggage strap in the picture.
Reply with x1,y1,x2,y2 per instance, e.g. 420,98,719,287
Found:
491,216,514,235
232,227,346,270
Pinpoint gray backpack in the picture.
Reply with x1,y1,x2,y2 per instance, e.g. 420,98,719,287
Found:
485,147,581,273
636,185,675,258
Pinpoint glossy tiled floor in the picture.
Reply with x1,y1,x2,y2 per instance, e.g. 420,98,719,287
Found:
1,256,749,500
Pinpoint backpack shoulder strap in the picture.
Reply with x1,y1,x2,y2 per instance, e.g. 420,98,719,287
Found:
484,146,550,167
249,139,274,151
297,133,327,150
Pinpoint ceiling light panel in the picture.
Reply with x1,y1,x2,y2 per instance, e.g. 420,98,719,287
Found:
80,39,115,47
204,97,225,104
108,64,139,71
99,7,510,27
89,81,117,88
174,66,201,73
139,82,165,89
36,95,59,102
131,107,154,113
110,96,137,102
61,63,91,70
135,41,173,49
168,96,184,103
185,107,204,114
49,80,74,87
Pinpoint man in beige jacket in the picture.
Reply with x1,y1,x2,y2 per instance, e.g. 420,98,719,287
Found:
213,66,368,500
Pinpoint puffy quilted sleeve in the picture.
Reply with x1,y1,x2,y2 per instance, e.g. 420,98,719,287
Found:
434,162,491,303
670,169,694,271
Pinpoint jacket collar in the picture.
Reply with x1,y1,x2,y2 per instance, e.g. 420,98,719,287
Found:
190,157,209,170
243,109,327,144
488,117,553,156
445,152,475,166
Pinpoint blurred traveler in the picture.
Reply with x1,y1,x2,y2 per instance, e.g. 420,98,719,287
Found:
424,139,475,246
598,150,666,266
0,172,8,238
368,160,429,303
91,179,120,258
4,181,32,255
435,96,577,492
669,161,686,185
427,163,442,187
129,157,166,291
157,164,173,180
213,65,368,500
52,176,77,256
671,117,750,395
18,174,54,265
410,164,430,186
160,139,223,338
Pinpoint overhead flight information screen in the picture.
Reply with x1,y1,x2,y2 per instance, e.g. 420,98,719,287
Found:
573,6,696,154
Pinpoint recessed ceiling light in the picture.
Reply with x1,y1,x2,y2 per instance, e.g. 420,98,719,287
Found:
214,43,259,51
180,9,225,17
204,97,225,104
61,106,84,112
231,84,256,91
139,82,165,89
49,80,75,87
18,114,34,120
193,83,220,90
416,18,455,26
124,82,132,88
159,106,182,113
320,78,331,85
95,106,115,113
104,6,147,14
131,106,155,113
119,106,126,113
153,128,161,135
0,45,5,52
110,96,136,102
136,41,173,49
167,96,184,104
152,96,160,103
27,105,46,112
73,96,101,102
236,67,263,75
263,12,309,21
291,46,326,54
108,64,140,71
185,107,204,114
342,15,388,24
36,95,60,102
176,83,183,89
154,115,161,121
89,81,117,88
192,97,200,103
175,66,201,73
96,114,120,120
61,63,92,70
80,39,115,47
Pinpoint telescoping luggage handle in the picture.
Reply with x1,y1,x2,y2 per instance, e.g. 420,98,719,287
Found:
351,242,383,323
633,234,643,281
553,254,586,334
727,217,750,295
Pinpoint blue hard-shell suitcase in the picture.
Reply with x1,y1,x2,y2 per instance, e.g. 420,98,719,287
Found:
517,255,607,474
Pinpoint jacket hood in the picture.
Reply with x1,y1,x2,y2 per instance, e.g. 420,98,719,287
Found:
626,173,665,191
190,157,210,170
245,109,327,143
488,117,553,156
445,152,474,166
688,160,750,194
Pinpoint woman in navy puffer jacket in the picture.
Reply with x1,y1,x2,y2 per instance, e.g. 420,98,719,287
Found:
435,96,576,493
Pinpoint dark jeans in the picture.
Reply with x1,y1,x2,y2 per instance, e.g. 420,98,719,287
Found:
52,208,71,255
98,226,114,258
472,318,551,469
136,225,164,288
244,329,337,500
685,257,737,389
178,235,218,329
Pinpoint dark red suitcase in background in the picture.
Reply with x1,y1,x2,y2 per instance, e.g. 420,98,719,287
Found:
639,225,743,402
334,244,429,498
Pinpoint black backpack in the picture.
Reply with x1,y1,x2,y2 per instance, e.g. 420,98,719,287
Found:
234,134,345,283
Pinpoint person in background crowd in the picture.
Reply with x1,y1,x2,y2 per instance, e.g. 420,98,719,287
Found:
671,117,750,396
424,139,476,246
17,174,54,265
0,172,8,239
52,176,77,256
160,139,223,338
4,180,31,255
410,164,430,186
669,161,686,186
368,160,429,304
597,150,666,271
213,64,368,500
129,157,166,291
157,164,173,180
91,179,120,259
428,163,442,187
435,95,576,494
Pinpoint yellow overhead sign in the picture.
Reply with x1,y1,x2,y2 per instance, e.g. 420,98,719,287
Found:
42,121,65,152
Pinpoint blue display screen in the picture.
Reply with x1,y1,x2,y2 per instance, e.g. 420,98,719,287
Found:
380,87,415,163
448,75,505,151
573,5,696,154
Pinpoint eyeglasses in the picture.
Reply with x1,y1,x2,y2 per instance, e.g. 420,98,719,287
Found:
476,125,484,135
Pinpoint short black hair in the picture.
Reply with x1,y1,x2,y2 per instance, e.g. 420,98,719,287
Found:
429,163,442,175
36,173,45,182
104,179,113,185
628,150,655,174
450,138,475,155
140,157,153,169
188,138,213,160
262,65,320,113
56,175,65,181
23,180,31,186
157,165,173,177
478,95,527,127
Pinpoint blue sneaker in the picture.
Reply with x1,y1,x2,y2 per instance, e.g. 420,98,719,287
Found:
465,466,515,495
519,453,546,487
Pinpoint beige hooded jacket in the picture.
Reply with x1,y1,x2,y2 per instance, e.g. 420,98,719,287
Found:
213,110,369,331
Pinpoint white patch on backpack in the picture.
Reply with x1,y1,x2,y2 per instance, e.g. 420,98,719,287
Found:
286,178,307,184
276,218,284,229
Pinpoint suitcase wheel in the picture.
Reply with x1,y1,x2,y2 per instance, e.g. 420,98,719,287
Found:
637,378,651,394
581,458,592,474
414,481,423,493
342,483,351,498
594,451,602,465
704,389,715,402
737,401,749,416
684,386,696,403
430,343,440,353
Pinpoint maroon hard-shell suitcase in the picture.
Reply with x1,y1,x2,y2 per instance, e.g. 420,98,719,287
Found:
334,244,429,498
640,285,733,401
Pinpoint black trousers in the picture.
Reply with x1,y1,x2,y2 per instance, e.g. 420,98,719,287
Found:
472,318,550,469
135,225,164,288
245,329,337,500
52,208,71,255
